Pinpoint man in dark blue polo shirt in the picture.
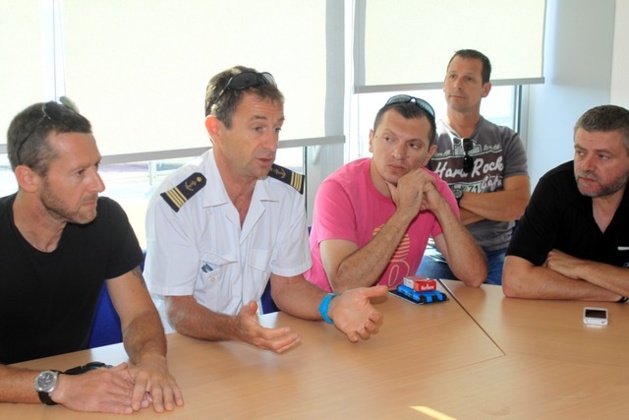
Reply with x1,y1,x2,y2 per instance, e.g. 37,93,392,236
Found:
503,104,629,302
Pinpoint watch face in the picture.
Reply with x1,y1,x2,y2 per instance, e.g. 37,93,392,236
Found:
35,371,58,392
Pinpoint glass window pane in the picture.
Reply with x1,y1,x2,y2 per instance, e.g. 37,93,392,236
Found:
347,86,516,162
61,0,339,156
355,0,546,88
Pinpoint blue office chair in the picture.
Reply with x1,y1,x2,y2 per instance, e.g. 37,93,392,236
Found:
87,283,122,348
260,281,280,314
87,251,147,348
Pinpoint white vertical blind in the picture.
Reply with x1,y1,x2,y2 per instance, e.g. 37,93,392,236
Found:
354,0,546,92
60,0,339,157
1,0,48,149
611,0,629,108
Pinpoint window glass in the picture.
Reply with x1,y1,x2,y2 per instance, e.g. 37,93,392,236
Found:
1,0,48,148
354,0,546,89
0,146,304,250
61,0,340,156
99,147,305,249
0,156,16,198
347,86,517,161
1,1,525,246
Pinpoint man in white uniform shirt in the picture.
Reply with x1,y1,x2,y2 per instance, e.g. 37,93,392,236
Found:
145,66,387,354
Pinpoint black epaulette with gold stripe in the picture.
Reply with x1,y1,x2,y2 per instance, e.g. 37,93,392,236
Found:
160,172,207,212
268,164,304,194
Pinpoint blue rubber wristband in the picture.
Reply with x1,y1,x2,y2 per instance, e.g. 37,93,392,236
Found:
318,293,338,324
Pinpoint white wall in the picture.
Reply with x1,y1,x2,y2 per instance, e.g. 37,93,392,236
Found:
525,0,616,187
611,0,629,107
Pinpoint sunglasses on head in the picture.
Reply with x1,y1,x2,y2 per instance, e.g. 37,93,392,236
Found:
15,97,80,165
216,71,276,102
384,94,436,123
462,137,475,173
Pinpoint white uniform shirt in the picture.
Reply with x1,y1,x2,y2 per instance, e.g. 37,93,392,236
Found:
145,150,311,327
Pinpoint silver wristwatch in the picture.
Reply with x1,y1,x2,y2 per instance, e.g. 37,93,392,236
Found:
451,188,464,207
34,370,60,405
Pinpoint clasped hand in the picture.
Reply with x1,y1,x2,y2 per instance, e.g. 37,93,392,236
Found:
128,354,184,412
387,168,442,214
52,358,183,414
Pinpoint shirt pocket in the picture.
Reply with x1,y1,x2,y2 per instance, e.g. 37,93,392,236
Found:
247,248,272,275
198,252,236,285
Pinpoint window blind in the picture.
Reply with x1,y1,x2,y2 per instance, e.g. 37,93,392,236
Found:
58,0,341,157
1,0,48,150
354,0,546,93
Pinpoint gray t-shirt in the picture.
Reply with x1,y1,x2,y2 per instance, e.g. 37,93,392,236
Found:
427,117,528,252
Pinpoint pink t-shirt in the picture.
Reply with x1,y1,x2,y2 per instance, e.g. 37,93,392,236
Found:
304,158,457,292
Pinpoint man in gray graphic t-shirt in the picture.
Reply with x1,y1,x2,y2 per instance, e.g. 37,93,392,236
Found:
417,49,530,285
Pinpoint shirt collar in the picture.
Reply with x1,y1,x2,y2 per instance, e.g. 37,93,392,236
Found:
201,151,279,208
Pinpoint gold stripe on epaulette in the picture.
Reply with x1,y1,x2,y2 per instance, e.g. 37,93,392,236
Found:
165,188,186,209
160,172,207,212
268,164,305,194
291,172,303,193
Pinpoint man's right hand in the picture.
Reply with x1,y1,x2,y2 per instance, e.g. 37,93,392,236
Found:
235,301,301,354
386,168,433,217
327,285,387,342
50,363,138,414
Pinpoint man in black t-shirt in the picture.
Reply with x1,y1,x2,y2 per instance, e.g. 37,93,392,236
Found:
0,100,183,413
503,105,629,302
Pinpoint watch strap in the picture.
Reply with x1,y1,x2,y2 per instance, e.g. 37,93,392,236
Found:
38,390,58,406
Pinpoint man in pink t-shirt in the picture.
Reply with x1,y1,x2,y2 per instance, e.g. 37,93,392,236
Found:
305,95,487,292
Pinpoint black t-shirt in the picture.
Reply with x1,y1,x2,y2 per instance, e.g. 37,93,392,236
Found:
507,161,629,267
0,195,143,364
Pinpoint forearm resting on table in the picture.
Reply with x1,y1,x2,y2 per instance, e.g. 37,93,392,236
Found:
503,257,619,301
271,276,326,320
122,310,168,364
550,258,629,298
0,365,40,403
329,210,415,292
165,296,241,342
